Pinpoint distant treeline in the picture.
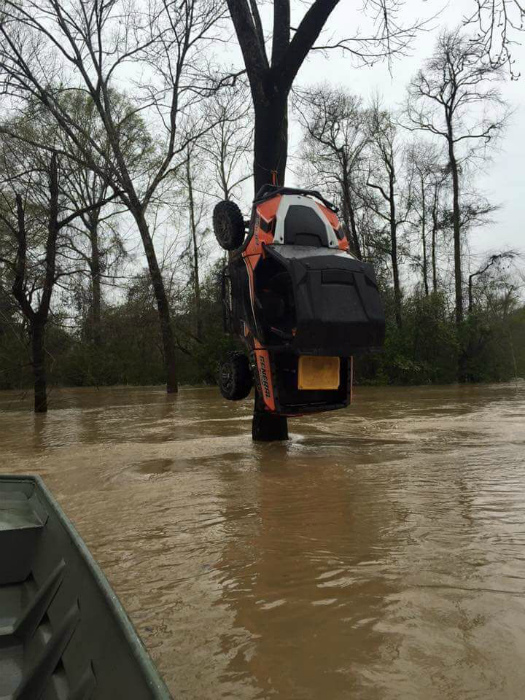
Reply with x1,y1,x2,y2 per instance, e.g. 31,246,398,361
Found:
1,261,523,393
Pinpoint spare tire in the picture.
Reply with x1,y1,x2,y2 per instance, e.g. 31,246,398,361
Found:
219,352,253,400
213,200,245,251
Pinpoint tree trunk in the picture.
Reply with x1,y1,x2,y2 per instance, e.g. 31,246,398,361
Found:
341,158,362,259
31,320,47,413
133,207,178,393
431,189,439,294
420,177,429,296
89,220,102,346
447,133,467,381
448,137,463,325
389,173,402,329
468,274,474,313
253,91,288,193
186,157,202,341
252,392,288,441
252,90,290,439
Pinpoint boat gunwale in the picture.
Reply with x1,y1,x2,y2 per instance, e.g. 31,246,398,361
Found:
0,473,172,699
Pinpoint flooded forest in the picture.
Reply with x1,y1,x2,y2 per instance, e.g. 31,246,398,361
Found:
1,0,525,699
0,5,523,406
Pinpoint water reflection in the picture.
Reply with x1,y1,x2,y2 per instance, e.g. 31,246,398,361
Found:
0,382,524,699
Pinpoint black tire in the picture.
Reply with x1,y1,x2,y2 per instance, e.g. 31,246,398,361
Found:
219,352,253,400
213,200,246,251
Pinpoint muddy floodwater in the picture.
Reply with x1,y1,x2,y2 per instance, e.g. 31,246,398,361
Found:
1,383,525,699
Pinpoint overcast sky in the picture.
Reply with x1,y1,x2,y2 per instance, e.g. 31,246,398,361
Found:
286,0,525,264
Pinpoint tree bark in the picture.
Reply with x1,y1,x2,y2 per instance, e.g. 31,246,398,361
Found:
253,91,289,192
31,320,47,413
252,392,288,441
132,206,178,393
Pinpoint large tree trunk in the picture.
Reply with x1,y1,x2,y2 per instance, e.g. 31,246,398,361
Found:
31,320,47,413
252,392,288,441
253,91,288,192
133,207,178,393
251,92,289,439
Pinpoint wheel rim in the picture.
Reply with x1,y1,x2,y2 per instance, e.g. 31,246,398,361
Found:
216,215,230,246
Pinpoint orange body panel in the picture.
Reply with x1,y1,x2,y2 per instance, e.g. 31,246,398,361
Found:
257,195,282,222
245,196,282,256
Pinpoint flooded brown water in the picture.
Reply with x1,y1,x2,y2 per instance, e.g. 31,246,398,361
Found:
1,383,525,699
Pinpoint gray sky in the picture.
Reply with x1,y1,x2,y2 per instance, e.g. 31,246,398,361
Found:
288,0,525,263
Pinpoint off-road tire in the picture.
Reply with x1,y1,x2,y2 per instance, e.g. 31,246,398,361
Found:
219,352,253,400
213,200,246,251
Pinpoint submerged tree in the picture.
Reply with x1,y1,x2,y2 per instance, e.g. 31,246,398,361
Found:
224,0,427,440
0,125,115,412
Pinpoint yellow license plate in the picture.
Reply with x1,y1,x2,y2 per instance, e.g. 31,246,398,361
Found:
298,356,340,390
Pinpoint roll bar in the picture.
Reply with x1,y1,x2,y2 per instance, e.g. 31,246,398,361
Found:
254,185,339,213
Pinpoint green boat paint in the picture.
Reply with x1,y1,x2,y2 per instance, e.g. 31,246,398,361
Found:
0,475,172,700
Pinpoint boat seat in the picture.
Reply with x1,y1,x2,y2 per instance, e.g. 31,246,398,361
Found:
0,491,45,587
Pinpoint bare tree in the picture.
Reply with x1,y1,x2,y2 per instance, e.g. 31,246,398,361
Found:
298,86,370,258
428,171,449,294
0,0,225,393
468,251,519,313
199,86,253,201
464,1,525,74
64,188,127,347
225,0,429,192
405,141,448,296
0,127,115,412
181,144,210,342
365,104,412,329
52,94,130,346
406,28,509,327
